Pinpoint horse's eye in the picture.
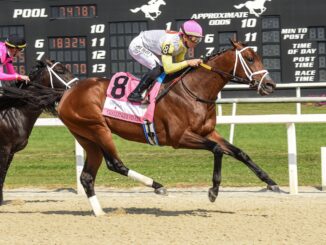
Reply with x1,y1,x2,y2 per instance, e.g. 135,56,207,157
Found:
246,56,254,63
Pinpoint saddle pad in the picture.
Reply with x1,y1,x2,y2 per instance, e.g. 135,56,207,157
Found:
102,72,161,124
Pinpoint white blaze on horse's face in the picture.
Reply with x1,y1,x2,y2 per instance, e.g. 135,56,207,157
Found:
46,62,78,89
233,46,276,95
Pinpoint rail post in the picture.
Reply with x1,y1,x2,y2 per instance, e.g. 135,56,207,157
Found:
75,140,85,195
287,122,298,195
296,87,301,115
229,102,237,144
322,147,326,191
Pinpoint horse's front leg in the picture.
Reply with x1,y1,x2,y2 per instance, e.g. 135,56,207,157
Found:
208,131,280,192
208,145,223,202
177,131,224,201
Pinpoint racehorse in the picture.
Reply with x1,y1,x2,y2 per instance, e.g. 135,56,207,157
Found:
130,0,166,20
58,40,278,216
234,0,271,17
0,59,77,205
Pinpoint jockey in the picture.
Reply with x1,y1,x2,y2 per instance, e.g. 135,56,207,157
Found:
128,19,203,103
0,34,30,84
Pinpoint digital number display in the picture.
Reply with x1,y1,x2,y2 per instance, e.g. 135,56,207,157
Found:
263,45,280,56
318,42,326,54
309,27,325,40
0,25,26,75
269,71,281,84
262,17,280,29
48,37,88,78
319,70,326,81
262,31,280,43
49,37,86,49
51,5,97,18
263,58,281,70
319,56,326,68
12,53,26,75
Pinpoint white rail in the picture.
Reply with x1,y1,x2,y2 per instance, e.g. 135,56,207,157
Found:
219,82,326,115
217,97,326,144
35,116,326,195
216,97,326,104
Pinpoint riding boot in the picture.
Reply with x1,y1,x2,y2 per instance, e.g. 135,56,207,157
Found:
127,74,154,103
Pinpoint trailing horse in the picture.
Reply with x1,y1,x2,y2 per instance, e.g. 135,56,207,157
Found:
58,40,278,216
0,59,77,205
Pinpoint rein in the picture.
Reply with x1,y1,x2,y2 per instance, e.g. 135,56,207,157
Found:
199,63,253,85
156,46,268,104
179,46,269,104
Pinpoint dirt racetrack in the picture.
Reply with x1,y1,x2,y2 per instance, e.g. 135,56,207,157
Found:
0,186,326,245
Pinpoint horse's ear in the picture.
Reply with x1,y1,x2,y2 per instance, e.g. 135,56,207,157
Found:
229,38,237,48
45,59,53,66
35,60,46,67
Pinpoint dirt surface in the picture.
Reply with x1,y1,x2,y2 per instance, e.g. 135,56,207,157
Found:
0,186,326,245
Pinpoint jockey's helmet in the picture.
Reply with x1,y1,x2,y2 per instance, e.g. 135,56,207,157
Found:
5,34,27,50
180,20,204,44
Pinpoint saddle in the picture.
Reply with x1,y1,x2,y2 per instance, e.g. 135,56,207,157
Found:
102,72,165,124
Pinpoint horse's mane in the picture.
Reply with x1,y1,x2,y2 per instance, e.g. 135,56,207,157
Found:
0,82,64,115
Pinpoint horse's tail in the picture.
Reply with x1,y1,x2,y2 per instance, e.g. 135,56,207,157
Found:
234,3,246,9
130,7,141,13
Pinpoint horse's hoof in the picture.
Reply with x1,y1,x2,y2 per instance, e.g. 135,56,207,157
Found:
267,185,281,192
208,187,218,202
154,187,168,195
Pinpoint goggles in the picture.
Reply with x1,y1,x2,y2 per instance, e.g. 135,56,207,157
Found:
188,35,202,44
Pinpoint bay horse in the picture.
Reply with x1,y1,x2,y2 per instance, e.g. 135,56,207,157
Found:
0,59,77,205
58,40,278,216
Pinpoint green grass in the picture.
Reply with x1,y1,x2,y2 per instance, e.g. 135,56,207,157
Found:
5,103,326,189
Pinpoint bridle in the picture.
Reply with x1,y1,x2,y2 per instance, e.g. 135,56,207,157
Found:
233,46,269,91
200,46,268,88
180,46,270,104
46,62,79,89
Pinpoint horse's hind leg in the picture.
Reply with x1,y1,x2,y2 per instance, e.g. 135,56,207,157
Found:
93,126,167,195
101,150,166,195
73,133,105,216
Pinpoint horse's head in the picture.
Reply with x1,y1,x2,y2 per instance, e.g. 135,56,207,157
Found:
29,59,78,89
155,0,166,5
230,39,276,95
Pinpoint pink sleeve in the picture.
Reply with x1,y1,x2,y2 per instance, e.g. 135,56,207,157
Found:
5,62,17,74
0,71,18,81
0,63,19,81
